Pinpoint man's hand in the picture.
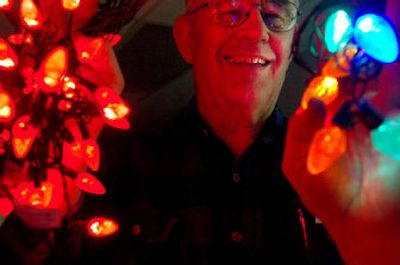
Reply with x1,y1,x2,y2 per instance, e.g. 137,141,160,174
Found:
283,98,400,265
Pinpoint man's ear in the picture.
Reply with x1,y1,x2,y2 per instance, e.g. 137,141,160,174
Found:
173,15,193,64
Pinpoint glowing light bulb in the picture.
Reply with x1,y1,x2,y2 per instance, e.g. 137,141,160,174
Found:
0,87,15,122
13,181,53,207
20,0,44,30
62,77,78,99
84,139,100,172
41,47,68,91
324,10,353,53
12,115,36,158
62,0,80,10
75,172,105,195
87,217,119,237
0,37,18,71
371,114,400,160
307,126,347,175
301,76,339,110
322,43,358,78
354,14,399,63
73,34,106,63
0,197,14,226
0,0,13,10
95,87,131,130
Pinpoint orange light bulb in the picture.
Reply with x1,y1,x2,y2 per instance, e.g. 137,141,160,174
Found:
0,37,18,71
0,0,13,10
307,126,347,175
0,87,15,122
301,76,339,110
12,115,36,158
20,0,44,30
95,87,131,130
87,217,119,237
62,0,80,10
75,172,105,195
41,47,68,91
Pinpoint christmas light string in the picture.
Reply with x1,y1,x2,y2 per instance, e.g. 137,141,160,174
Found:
0,0,147,237
294,0,399,175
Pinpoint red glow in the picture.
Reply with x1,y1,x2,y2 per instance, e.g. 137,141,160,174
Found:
13,181,53,207
103,34,122,47
12,115,36,158
87,217,119,237
84,139,100,171
74,34,106,63
20,0,44,30
62,77,78,99
95,87,130,130
8,34,24,45
0,197,14,217
75,172,105,195
24,33,34,45
41,47,68,90
62,0,80,11
307,126,347,175
0,0,13,10
0,87,15,122
0,37,18,71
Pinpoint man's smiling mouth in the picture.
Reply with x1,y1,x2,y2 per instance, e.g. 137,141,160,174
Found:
224,55,270,66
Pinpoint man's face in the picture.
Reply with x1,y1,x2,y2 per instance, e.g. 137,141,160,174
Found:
180,0,297,129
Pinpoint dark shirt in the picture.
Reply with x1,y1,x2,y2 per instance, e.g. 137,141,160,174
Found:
85,99,344,265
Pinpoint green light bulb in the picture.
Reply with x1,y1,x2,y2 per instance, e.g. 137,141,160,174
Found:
371,114,400,160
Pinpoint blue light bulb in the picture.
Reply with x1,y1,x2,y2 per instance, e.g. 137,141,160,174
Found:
354,14,399,63
325,10,353,53
371,114,400,160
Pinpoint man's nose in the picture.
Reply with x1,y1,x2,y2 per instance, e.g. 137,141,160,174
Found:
239,7,270,42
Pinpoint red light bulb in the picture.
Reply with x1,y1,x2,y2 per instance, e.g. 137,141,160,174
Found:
0,37,18,71
84,139,100,172
62,0,80,11
13,181,53,208
301,76,339,110
87,217,119,237
12,115,36,158
41,47,68,91
95,87,130,130
0,197,14,217
0,87,15,122
0,0,13,10
75,172,105,195
73,33,106,63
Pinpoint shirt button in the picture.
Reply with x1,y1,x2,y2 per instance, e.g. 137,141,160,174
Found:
232,173,241,183
231,231,243,243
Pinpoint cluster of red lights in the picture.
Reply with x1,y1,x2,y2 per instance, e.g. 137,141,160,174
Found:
0,0,124,237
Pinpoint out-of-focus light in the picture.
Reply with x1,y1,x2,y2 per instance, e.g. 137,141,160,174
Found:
0,197,14,217
8,34,24,45
0,87,15,122
371,113,400,160
325,10,353,53
75,172,105,195
322,43,358,78
0,37,18,71
62,77,78,99
62,0,80,11
354,14,399,63
301,76,339,110
20,0,44,30
0,0,13,10
41,47,68,90
95,87,130,130
87,217,119,237
307,126,347,175
12,115,36,158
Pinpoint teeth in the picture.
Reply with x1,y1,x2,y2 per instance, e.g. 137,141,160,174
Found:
225,56,268,65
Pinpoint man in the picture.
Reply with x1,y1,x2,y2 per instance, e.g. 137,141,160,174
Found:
104,0,399,264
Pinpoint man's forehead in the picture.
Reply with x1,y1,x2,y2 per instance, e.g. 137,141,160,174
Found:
185,0,300,10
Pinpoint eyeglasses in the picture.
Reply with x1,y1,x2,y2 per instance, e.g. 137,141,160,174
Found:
186,0,301,32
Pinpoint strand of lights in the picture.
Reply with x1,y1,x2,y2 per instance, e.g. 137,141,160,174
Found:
301,5,399,175
0,0,131,233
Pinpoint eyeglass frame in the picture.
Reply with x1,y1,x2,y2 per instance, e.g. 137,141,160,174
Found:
185,0,302,32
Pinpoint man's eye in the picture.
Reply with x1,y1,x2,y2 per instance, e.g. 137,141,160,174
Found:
217,10,244,26
263,14,286,31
